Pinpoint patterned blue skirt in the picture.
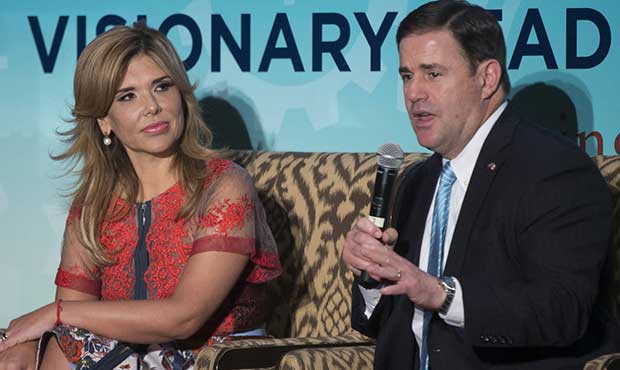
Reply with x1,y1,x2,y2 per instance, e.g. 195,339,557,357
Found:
37,325,196,370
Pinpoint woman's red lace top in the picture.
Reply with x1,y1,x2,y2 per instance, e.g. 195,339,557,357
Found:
54,159,281,340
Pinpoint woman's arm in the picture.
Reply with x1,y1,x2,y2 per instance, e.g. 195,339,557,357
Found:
1,249,249,347
0,274,99,364
63,250,249,342
0,208,100,355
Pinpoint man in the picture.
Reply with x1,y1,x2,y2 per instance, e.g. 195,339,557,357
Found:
342,1,619,369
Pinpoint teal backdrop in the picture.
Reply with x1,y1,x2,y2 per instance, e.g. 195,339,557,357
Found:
0,0,618,325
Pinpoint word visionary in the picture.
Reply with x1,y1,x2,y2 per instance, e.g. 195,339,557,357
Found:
28,8,611,73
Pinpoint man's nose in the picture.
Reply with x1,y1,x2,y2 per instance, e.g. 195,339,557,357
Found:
404,78,428,103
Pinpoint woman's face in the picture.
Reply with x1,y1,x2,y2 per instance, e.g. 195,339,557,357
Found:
98,54,185,162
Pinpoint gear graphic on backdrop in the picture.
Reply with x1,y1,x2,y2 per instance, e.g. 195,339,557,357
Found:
179,0,408,150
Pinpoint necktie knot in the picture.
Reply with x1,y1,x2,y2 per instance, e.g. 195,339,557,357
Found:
439,161,457,189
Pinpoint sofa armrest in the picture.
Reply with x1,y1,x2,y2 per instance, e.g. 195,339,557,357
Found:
194,335,374,370
277,345,374,370
583,353,620,370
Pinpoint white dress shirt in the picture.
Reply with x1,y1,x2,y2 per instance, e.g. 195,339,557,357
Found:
359,101,508,353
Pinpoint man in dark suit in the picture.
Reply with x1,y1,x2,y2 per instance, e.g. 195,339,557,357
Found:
342,1,619,369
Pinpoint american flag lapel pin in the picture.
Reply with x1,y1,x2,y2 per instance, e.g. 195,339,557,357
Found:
487,162,497,171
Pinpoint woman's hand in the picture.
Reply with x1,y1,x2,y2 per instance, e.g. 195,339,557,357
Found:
0,303,55,353
0,341,37,370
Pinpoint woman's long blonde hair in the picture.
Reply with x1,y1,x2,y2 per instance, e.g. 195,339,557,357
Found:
53,23,218,266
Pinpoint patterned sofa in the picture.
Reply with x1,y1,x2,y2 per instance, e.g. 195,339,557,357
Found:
195,151,620,370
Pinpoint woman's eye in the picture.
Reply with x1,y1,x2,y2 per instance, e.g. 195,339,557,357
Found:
118,92,135,101
156,82,172,92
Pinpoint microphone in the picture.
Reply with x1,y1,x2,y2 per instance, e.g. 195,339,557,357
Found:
360,143,405,288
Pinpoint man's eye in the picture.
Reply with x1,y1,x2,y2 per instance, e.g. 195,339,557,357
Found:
429,72,440,78
401,74,413,81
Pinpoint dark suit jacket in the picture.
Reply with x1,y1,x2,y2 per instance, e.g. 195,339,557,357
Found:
351,104,620,369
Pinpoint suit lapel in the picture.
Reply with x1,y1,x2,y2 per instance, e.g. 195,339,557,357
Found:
389,155,443,354
402,154,443,266
443,105,520,276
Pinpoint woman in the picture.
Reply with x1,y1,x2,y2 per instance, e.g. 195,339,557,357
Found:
0,23,281,370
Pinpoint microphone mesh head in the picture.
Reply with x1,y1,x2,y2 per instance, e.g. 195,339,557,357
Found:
377,143,404,169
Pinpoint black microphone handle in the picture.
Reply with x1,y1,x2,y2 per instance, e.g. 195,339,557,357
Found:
359,166,398,289
359,270,380,288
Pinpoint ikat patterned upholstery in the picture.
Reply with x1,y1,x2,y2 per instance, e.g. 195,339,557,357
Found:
583,156,620,370
195,335,373,370
277,345,375,370
231,151,428,338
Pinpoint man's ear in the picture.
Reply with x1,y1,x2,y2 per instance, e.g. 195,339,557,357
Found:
478,59,502,99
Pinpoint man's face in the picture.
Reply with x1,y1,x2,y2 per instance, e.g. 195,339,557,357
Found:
399,29,488,159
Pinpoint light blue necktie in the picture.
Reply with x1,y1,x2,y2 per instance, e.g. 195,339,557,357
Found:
420,161,457,370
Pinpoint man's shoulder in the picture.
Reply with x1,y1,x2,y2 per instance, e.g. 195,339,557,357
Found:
400,154,438,181
488,105,587,167
510,121,592,170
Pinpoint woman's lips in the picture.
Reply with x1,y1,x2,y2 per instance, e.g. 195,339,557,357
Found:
142,122,169,134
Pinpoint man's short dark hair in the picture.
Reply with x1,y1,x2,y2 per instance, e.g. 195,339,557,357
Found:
397,0,510,94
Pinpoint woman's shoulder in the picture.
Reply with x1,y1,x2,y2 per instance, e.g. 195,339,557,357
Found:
204,158,254,191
